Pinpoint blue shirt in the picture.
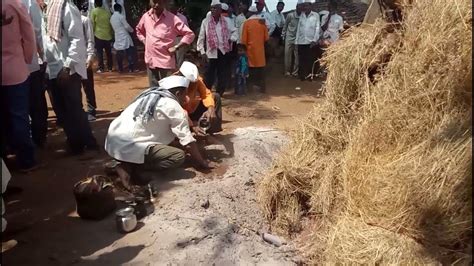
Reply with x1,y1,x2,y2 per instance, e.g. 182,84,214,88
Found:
236,55,249,76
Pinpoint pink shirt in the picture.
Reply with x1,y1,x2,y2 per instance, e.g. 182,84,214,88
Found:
1,0,36,86
177,12,188,26
136,9,194,70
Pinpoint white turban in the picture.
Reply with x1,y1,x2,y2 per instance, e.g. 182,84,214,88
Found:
179,61,199,83
248,6,258,12
210,0,221,6
158,76,190,90
221,3,229,11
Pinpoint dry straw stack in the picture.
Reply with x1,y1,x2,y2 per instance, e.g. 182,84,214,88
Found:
258,0,472,263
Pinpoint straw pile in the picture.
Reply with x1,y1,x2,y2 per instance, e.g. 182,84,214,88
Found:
258,0,472,263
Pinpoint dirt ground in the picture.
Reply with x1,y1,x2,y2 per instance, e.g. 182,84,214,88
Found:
1,58,323,265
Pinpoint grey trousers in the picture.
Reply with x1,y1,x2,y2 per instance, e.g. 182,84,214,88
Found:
284,39,298,75
175,45,189,69
147,68,171,87
126,144,185,185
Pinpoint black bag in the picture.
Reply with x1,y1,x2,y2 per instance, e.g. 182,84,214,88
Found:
321,13,332,33
73,175,116,220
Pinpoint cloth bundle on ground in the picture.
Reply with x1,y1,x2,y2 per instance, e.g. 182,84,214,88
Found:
73,175,116,220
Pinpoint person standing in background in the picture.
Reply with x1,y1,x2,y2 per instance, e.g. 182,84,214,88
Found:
91,0,114,73
320,1,344,45
241,5,269,93
254,0,274,35
282,0,302,77
79,3,98,121
270,0,285,45
295,0,320,81
136,0,195,86
110,3,137,73
1,0,38,171
197,0,238,97
43,0,99,155
234,1,248,43
111,0,125,18
220,2,237,97
234,44,249,95
168,0,189,68
22,0,49,148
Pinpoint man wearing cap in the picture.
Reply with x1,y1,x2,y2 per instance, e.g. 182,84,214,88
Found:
105,75,213,188
176,61,222,135
197,0,238,96
241,5,269,93
282,0,302,77
254,0,274,35
136,0,195,86
234,1,248,43
295,0,320,81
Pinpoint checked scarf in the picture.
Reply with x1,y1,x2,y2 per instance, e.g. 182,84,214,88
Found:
207,16,230,53
46,0,66,42
132,87,179,123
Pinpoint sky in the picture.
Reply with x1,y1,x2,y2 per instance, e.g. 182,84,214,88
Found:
264,0,298,12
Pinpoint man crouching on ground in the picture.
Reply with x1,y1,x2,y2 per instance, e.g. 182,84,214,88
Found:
105,75,213,190
176,61,223,136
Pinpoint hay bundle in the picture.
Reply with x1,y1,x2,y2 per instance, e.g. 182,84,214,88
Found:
258,0,472,263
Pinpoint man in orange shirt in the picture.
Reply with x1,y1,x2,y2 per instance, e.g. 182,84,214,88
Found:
241,5,269,93
175,61,222,135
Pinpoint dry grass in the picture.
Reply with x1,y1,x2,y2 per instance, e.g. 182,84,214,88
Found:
258,0,472,263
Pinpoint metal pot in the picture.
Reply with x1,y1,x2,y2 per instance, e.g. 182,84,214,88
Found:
134,196,155,220
115,207,137,233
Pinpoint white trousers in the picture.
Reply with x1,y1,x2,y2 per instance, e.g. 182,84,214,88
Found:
284,39,298,75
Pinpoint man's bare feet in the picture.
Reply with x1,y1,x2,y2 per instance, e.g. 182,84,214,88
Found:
115,164,133,191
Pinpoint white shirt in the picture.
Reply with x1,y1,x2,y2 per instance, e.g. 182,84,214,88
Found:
44,1,87,80
295,11,320,45
21,0,43,73
110,11,134,50
270,10,285,29
234,13,246,43
321,13,344,43
258,11,275,35
81,15,95,62
282,10,300,42
105,97,196,164
197,15,238,59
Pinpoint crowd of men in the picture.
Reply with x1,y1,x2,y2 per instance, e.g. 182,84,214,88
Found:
1,0,345,229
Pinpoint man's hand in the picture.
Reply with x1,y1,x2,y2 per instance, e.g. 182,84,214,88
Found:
39,63,47,73
86,58,93,69
201,53,209,65
192,126,206,136
168,45,178,53
204,107,216,122
57,67,71,86
197,159,216,170
310,41,318,48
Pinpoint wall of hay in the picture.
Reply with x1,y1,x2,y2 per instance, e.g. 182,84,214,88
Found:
258,0,472,263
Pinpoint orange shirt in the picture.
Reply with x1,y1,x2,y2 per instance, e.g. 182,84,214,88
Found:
184,76,215,114
241,17,269,68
